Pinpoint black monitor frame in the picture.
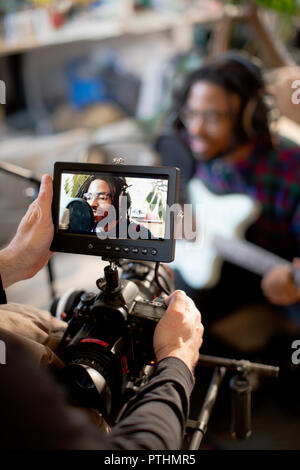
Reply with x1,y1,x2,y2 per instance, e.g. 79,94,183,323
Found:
51,162,180,263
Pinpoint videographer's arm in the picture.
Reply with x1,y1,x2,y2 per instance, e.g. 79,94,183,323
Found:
108,290,204,450
0,174,54,289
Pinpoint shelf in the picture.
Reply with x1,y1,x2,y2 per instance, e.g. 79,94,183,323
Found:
0,8,224,57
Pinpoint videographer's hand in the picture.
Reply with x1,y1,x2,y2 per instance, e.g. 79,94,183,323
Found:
0,174,54,288
153,290,204,374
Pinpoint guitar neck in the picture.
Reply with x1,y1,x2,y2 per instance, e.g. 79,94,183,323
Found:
213,235,289,276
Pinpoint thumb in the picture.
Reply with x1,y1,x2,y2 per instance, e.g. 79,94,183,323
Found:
37,174,53,213
163,289,187,307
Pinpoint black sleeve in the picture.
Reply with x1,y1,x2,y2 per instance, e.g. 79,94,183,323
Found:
106,357,194,450
0,332,194,450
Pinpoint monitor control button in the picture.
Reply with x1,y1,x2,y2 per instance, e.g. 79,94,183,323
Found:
151,249,157,255
132,248,139,254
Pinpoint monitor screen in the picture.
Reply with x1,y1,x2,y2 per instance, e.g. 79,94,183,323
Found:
52,162,179,263
58,171,168,241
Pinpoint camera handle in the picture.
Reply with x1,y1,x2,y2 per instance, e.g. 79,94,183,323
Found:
186,354,279,450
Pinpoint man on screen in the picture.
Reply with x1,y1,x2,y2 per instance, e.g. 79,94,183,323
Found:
76,174,154,239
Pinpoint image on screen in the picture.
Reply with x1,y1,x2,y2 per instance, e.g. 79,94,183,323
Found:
58,172,168,240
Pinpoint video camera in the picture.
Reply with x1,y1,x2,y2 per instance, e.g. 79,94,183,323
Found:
51,161,180,422
0,158,280,447
50,160,279,447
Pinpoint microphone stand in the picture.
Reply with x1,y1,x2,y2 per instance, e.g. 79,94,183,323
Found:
186,354,279,450
0,161,56,299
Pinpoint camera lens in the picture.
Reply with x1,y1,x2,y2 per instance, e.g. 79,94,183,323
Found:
66,362,108,394
74,367,96,390
63,341,124,419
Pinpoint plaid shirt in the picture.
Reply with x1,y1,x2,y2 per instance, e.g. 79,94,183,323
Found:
195,137,300,261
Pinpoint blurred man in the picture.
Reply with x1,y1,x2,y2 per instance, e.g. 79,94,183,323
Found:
156,52,300,345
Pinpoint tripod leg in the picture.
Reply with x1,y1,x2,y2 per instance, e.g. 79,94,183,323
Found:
188,367,226,450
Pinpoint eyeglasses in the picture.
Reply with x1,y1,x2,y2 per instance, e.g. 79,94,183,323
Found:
83,192,113,202
179,108,231,127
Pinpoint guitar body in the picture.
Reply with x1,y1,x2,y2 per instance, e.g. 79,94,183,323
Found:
171,178,262,289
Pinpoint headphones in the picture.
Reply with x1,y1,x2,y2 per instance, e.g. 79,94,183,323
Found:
221,52,266,140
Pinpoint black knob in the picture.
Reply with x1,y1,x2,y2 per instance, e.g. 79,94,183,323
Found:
80,292,96,305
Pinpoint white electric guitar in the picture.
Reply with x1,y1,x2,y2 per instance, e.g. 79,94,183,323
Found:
171,178,300,290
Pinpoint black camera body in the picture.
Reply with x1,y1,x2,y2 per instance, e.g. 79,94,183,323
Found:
56,260,174,422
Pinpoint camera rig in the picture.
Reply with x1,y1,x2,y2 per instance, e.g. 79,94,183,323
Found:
2,159,280,449
52,255,279,448
54,256,173,423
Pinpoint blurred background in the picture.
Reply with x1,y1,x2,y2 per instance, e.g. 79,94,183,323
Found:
1,0,300,450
